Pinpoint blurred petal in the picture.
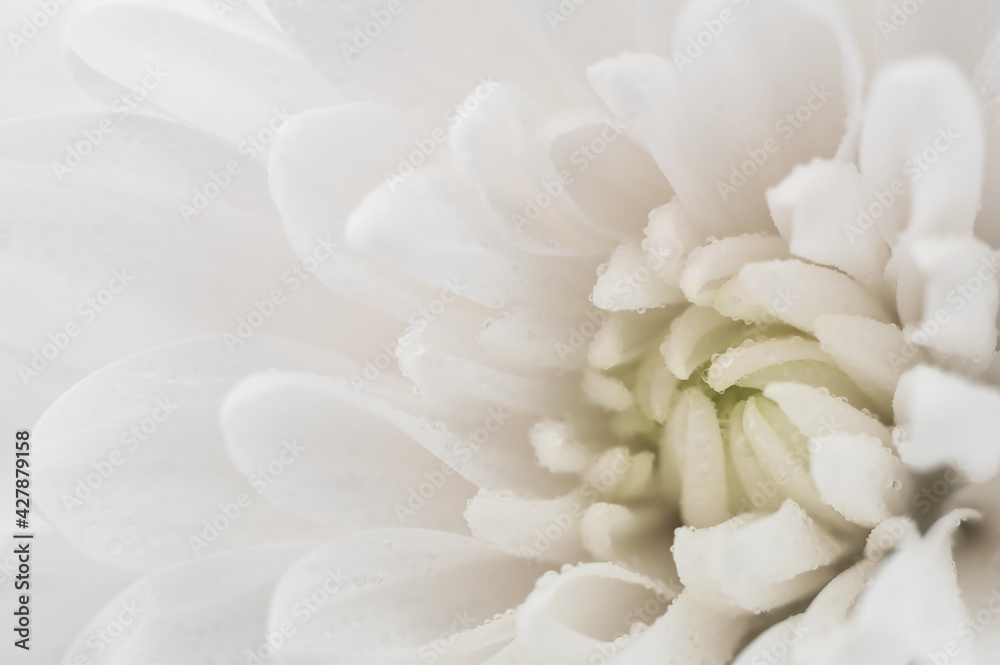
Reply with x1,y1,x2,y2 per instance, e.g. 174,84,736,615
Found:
268,529,540,665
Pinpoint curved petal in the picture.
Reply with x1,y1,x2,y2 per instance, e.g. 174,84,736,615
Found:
0,113,393,450
267,529,541,665
664,389,729,529
221,371,476,532
66,4,341,144
268,103,450,319
33,335,355,570
0,517,139,664
891,234,998,374
613,590,749,665
894,364,1000,483
517,562,675,665
465,490,589,564
732,614,805,665
813,314,914,413
508,0,636,104
859,57,984,244
810,433,909,527
767,159,891,297
714,259,894,332
59,544,311,665
673,500,850,614
266,0,568,127
806,509,978,665
589,0,851,233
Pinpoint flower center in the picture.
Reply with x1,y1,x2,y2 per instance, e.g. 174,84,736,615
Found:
578,296,893,535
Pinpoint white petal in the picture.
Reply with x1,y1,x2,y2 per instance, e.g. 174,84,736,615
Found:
793,516,918,662
714,259,894,331
589,0,851,232
345,167,597,309
894,364,1000,483
540,112,675,240
674,500,848,613
465,490,589,564
643,198,711,285
587,309,676,370
0,517,138,664
732,614,806,665
665,389,729,529
0,114,387,454
508,0,636,103
859,57,984,243
763,381,893,447
530,420,594,475
32,336,355,569
592,243,685,311
810,433,909,527
680,234,789,307
582,371,633,412
580,503,680,585
268,529,541,665
60,544,310,664
705,336,835,393
808,509,978,665
813,314,914,413
267,0,567,128
221,371,478,532
66,5,340,143
398,322,583,418
661,305,745,380
613,590,750,665
268,103,447,318
893,235,999,373
448,83,609,254
517,563,675,665
767,159,891,295
739,397,848,526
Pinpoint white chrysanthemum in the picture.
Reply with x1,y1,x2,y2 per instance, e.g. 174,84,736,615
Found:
7,1,1000,664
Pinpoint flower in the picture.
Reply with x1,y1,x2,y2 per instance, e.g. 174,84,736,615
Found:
8,0,1000,663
